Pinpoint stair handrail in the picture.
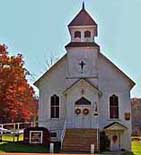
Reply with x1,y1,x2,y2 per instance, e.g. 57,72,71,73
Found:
61,120,67,149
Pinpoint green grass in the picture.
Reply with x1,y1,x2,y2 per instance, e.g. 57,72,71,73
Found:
2,134,23,142
131,141,141,155
0,142,49,153
0,134,49,153
123,152,134,155
102,141,141,155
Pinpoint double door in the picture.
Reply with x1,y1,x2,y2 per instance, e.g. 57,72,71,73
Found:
74,106,91,128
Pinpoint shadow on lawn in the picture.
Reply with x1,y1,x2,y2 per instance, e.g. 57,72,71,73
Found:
0,142,50,153
101,151,134,155
122,152,134,155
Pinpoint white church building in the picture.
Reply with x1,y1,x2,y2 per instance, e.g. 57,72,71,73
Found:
34,3,135,152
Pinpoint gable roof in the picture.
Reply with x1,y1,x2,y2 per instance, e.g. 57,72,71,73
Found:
104,122,128,131
63,78,102,96
99,52,135,88
34,52,135,89
65,42,100,49
34,54,67,87
68,7,97,27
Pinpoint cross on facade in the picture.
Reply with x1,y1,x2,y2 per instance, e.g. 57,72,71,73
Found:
79,60,86,73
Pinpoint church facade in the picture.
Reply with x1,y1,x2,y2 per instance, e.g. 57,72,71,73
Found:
34,4,135,152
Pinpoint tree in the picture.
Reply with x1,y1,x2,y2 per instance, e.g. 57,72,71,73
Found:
0,44,37,123
44,52,59,70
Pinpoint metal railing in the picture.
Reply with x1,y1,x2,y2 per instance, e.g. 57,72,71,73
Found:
60,120,67,149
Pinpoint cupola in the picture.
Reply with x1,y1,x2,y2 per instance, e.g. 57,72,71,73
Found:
68,2,98,43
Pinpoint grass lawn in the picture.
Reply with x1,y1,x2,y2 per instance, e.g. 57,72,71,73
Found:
0,142,49,153
2,134,23,142
0,134,49,153
0,134,59,153
0,137,140,154
131,141,141,155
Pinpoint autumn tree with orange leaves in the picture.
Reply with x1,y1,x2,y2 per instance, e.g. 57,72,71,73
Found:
0,44,37,123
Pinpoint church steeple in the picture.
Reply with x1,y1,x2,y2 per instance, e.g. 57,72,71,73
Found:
82,1,85,10
67,3,98,44
65,4,99,78
68,3,97,27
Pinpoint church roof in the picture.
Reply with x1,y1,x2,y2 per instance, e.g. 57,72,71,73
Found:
99,52,135,88
34,4,135,90
34,54,67,87
68,3,97,27
104,122,127,130
34,52,135,89
63,78,102,96
65,42,100,48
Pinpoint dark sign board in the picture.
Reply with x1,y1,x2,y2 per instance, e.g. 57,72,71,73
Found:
24,127,50,145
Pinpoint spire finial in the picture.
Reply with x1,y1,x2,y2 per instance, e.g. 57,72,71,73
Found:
82,1,85,10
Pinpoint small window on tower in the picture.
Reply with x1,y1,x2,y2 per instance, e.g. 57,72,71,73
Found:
74,31,81,38
84,31,91,38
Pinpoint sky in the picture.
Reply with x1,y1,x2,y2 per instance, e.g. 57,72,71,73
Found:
0,0,141,97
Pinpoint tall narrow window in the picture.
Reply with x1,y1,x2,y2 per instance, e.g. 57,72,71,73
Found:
84,31,91,38
110,95,119,119
74,31,81,38
51,95,59,118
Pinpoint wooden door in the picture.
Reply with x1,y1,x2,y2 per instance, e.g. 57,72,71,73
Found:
74,106,91,128
74,97,91,128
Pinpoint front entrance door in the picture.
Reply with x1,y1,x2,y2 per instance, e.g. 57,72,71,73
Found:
110,134,120,151
74,97,91,128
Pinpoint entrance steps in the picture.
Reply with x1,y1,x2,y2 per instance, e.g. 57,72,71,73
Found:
62,128,99,152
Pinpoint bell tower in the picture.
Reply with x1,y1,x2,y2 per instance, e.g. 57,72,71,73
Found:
68,2,98,43
66,3,100,78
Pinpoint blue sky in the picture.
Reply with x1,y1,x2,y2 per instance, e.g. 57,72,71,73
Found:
0,0,141,97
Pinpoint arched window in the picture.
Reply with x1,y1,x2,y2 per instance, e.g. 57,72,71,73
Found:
110,95,119,119
50,95,59,118
84,31,91,38
74,31,81,38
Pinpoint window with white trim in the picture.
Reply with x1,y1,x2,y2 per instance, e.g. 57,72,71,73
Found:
50,95,59,118
110,95,119,119
84,31,91,38
74,31,81,38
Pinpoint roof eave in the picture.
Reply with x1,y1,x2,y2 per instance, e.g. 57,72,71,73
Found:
33,54,67,88
65,42,100,49
68,8,97,27
99,52,135,89
104,122,128,130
